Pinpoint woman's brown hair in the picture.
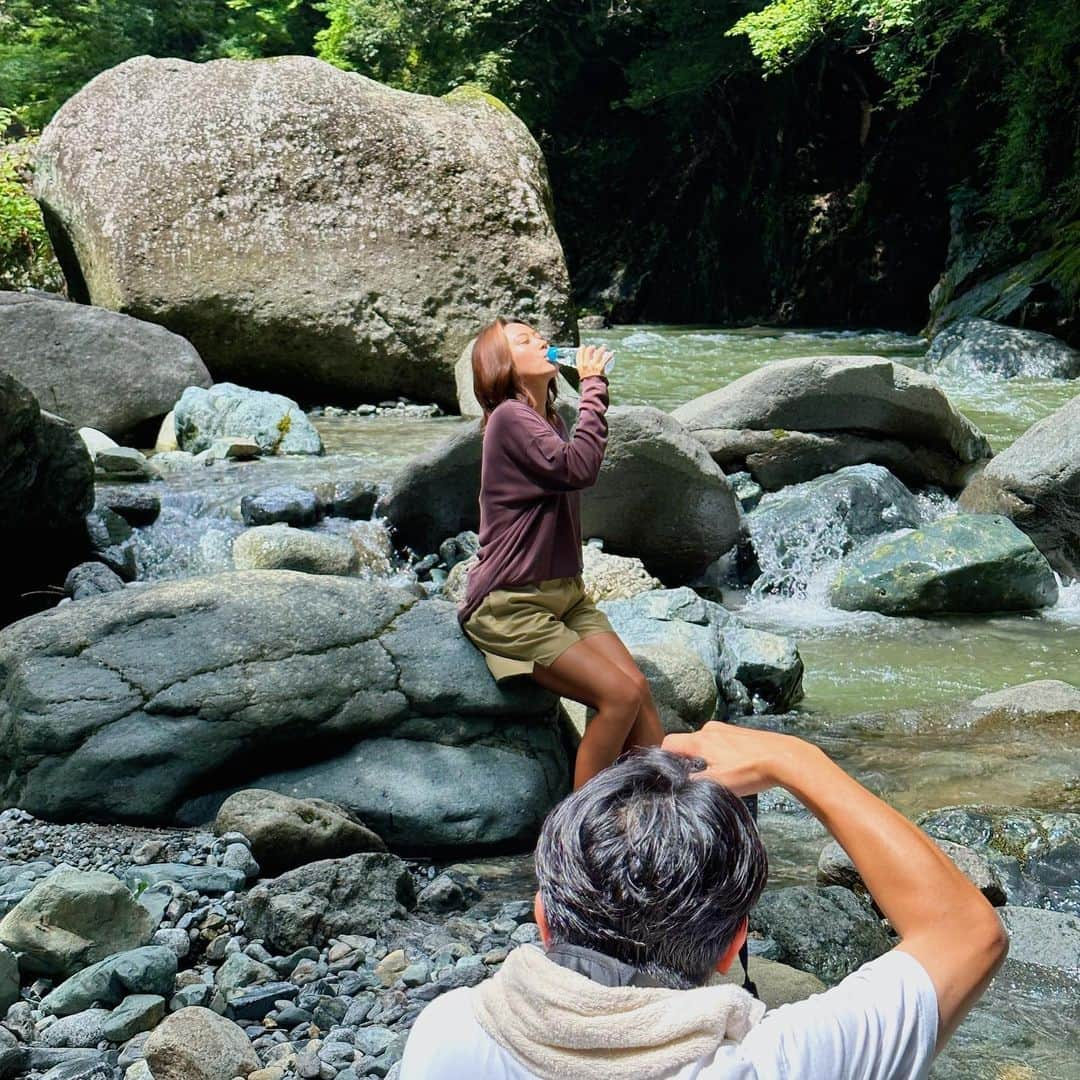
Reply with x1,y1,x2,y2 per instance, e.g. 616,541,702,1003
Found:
472,316,558,429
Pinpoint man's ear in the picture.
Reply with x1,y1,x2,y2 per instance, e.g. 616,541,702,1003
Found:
715,917,749,974
534,891,552,947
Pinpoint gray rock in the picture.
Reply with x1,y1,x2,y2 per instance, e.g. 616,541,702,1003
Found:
212,789,385,877
918,805,1080,913
100,994,165,1043
817,836,1006,905
0,943,18,1015
0,860,55,917
964,680,1080,732
748,885,892,985
688,427,978,493
149,928,189,959
95,488,160,528
380,405,749,586
64,562,126,601
220,730,569,851
224,980,298,1022
831,514,1059,614
673,355,991,491
142,1005,259,1080
33,56,573,410
748,464,922,596
30,1051,119,1080
0,573,569,848
121,865,245,896
996,906,1079,975
204,436,261,461
415,875,468,915
926,316,1080,379
219,843,260,879
41,946,176,1017
710,956,826,1010
242,853,416,954
0,375,94,619
39,1009,111,1048
0,292,211,440
240,486,322,527
174,383,322,456
0,869,154,979
598,587,803,717
215,953,276,995
232,524,357,575
581,406,749,584
960,391,1080,578
94,447,158,481
631,645,718,734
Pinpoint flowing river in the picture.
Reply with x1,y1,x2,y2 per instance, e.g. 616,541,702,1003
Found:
114,325,1079,1079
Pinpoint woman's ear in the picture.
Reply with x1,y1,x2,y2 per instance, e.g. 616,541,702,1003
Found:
534,891,552,947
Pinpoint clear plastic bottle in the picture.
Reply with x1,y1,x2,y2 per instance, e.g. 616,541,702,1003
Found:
547,346,616,375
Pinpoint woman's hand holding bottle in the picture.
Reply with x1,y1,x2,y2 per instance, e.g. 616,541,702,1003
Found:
575,344,614,379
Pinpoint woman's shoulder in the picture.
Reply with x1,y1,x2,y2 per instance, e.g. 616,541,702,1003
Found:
487,398,544,433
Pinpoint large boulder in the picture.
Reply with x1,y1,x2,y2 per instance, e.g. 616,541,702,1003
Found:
597,588,804,716
231,524,357,576
143,1006,259,1080
212,789,386,876
0,373,94,624
995,907,1080,976
0,571,569,849
381,405,749,584
959,392,1080,578
33,56,574,409
173,383,323,456
241,852,415,953
672,355,992,491
0,292,212,440
830,514,1059,615
39,945,177,1016
0,868,155,979
748,885,892,986
918,806,1080,914
925,316,1080,380
747,464,922,596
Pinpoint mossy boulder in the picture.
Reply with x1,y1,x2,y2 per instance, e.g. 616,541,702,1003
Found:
830,514,1059,615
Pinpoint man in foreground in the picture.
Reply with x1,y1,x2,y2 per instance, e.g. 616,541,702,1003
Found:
400,722,1008,1078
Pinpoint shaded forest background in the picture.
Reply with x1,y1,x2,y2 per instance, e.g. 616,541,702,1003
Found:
1,0,1077,339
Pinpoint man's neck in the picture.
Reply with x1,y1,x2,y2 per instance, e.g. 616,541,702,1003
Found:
544,941,670,988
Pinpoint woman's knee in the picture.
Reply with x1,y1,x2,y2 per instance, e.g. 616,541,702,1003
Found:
599,673,645,715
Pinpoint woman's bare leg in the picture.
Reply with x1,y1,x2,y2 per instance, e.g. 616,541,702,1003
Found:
529,639,643,788
577,631,665,753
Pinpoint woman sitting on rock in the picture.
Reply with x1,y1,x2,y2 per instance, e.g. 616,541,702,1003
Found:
457,316,664,787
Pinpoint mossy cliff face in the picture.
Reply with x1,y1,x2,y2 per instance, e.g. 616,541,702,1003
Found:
31,56,575,410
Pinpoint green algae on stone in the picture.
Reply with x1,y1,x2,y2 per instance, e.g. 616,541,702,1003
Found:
830,514,1059,615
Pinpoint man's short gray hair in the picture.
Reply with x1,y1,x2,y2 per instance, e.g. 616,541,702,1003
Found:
535,746,768,989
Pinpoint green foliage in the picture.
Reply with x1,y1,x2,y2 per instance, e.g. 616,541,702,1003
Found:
312,0,520,98
0,118,62,290
727,0,1079,251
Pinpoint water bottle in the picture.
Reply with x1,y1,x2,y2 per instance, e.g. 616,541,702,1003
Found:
547,346,616,375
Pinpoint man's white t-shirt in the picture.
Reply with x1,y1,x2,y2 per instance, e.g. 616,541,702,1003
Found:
400,949,939,1080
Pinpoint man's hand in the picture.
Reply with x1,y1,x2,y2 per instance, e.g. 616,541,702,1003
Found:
668,719,1006,1052
662,721,814,797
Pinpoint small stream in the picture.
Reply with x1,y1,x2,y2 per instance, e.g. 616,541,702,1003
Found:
114,325,1079,1079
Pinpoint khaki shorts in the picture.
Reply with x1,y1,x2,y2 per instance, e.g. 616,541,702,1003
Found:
463,574,614,682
